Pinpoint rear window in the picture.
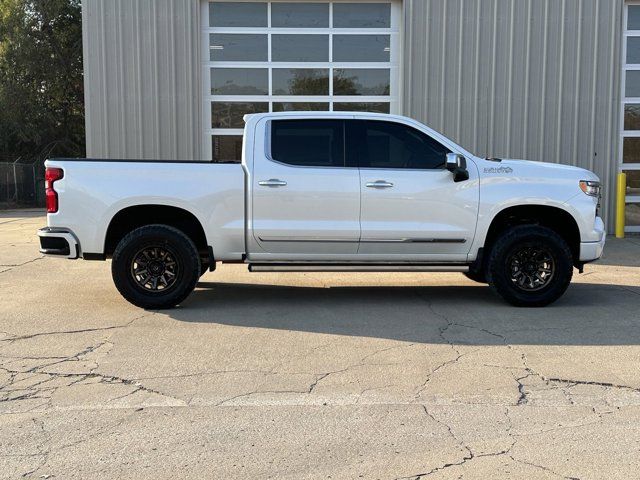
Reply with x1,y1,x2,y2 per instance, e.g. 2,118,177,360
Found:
270,120,345,167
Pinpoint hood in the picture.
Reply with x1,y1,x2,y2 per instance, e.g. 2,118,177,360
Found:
480,158,600,182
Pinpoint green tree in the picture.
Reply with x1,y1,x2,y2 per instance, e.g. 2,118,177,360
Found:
0,0,84,161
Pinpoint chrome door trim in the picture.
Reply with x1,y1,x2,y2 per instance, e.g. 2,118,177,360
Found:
258,237,466,244
258,236,358,243
360,238,467,244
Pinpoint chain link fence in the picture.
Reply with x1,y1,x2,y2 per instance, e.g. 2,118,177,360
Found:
0,157,47,209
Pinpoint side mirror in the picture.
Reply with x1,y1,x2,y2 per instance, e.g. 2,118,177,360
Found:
446,153,470,183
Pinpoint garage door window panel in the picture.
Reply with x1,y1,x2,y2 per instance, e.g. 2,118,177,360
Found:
334,69,390,96
272,69,330,96
334,102,389,113
271,3,329,27
204,1,400,163
212,102,269,128
210,34,268,62
333,35,390,62
210,2,268,27
211,68,269,95
333,3,391,28
212,135,244,163
273,102,330,112
272,35,329,62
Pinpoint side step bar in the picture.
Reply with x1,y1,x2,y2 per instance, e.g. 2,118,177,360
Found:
248,264,470,273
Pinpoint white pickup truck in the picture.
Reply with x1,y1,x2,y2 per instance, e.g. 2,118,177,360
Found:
39,112,605,309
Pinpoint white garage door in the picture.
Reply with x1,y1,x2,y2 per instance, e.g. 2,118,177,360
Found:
622,3,640,232
202,0,402,162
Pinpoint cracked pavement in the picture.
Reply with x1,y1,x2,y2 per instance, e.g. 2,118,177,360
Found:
1,211,640,479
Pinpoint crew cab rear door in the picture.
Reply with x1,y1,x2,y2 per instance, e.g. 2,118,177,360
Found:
250,118,361,257
351,118,479,261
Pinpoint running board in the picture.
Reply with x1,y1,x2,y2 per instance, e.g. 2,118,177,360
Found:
248,263,470,273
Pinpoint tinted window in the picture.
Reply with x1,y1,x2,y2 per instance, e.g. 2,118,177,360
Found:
358,121,450,169
271,120,345,167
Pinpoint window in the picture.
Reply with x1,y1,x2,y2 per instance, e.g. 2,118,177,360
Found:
212,136,244,163
212,102,269,128
271,120,345,167
203,1,401,163
332,35,390,62
272,69,330,95
209,34,268,62
209,2,268,27
334,102,389,113
271,35,329,62
357,121,450,170
333,3,391,28
210,68,269,95
334,69,390,96
621,4,640,232
271,3,329,27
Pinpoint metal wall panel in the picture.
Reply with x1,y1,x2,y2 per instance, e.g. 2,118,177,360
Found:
403,0,624,229
82,0,201,161
82,0,623,228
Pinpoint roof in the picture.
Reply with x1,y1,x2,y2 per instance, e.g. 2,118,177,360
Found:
243,111,408,122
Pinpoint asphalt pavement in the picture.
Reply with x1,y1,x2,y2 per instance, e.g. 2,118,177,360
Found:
1,210,640,479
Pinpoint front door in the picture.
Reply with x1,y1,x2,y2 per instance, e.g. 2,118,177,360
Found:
251,118,361,257
353,119,479,261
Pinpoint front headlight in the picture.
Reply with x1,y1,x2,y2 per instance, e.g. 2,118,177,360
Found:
579,180,601,197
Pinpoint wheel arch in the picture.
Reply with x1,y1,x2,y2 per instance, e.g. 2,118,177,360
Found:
480,205,581,267
104,204,209,257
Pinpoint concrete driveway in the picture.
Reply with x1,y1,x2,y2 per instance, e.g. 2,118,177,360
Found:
1,211,640,479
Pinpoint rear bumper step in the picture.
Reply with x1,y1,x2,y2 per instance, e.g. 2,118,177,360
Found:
248,263,469,273
37,228,79,259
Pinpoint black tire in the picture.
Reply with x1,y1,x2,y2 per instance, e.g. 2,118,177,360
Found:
487,225,573,307
464,270,487,284
200,261,209,278
111,225,200,309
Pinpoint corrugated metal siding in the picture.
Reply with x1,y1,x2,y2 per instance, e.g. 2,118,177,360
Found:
82,0,623,228
82,0,201,161
403,0,623,229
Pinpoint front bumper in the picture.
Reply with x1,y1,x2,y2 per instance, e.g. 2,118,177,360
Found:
579,217,606,262
37,228,79,259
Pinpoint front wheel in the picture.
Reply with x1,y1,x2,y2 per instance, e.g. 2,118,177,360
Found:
487,225,573,307
112,225,200,309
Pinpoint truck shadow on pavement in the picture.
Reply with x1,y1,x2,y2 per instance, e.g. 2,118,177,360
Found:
165,281,640,346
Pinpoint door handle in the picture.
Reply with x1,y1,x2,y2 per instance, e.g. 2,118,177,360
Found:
259,179,288,187
365,181,394,189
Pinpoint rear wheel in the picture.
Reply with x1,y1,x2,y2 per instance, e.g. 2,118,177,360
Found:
111,225,200,309
487,225,573,307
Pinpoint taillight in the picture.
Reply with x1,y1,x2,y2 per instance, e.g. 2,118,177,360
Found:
45,167,64,213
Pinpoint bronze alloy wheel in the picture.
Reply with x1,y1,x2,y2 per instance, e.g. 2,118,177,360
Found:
507,246,555,292
130,245,181,293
